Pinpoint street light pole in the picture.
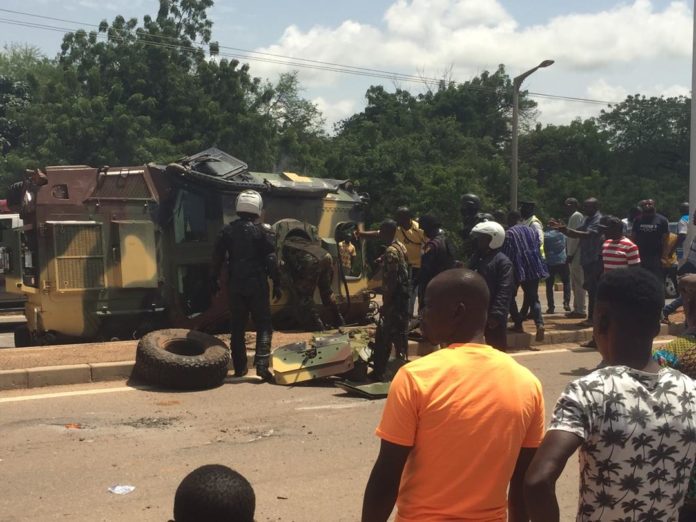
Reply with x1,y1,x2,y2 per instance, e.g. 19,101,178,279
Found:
510,59,554,211
689,7,696,256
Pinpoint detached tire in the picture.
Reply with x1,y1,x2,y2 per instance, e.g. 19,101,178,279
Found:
134,329,230,390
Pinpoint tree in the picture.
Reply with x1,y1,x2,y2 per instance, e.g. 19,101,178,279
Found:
597,95,689,218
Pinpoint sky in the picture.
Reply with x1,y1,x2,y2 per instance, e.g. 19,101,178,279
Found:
0,0,693,131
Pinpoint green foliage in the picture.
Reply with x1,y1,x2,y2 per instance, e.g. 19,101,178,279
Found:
0,0,325,187
0,1,690,228
518,96,689,221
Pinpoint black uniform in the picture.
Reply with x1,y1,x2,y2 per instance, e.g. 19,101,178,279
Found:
212,217,279,375
418,231,456,302
469,250,515,350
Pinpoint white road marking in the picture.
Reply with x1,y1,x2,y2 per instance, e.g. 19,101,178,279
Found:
0,386,135,404
296,403,369,411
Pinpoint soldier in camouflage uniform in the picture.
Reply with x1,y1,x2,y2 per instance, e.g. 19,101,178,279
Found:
282,230,344,331
372,220,410,380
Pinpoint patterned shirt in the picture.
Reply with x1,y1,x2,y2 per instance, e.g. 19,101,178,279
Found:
382,240,409,305
338,240,356,270
550,366,696,522
654,335,696,504
602,237,641,271
502,224,549,283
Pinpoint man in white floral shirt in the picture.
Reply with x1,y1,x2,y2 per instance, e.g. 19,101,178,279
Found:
525,268,696,522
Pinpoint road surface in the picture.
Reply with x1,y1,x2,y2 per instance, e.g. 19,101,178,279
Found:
0,346,599,521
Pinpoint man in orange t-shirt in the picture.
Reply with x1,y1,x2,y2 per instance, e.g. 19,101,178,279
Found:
362,268,545,522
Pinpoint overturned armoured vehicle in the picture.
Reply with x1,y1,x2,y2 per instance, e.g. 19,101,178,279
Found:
4,148,373,346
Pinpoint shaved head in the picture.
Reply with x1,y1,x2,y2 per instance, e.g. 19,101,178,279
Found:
421,269,489,346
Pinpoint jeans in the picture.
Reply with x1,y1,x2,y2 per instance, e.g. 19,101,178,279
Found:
546,263,570,311
510,280,544,327
663,296,683,318
582,260,603,322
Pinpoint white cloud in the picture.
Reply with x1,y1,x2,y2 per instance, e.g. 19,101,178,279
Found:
535,79,691,126
245,0,692,127
312,97,357,132
252,0,691,79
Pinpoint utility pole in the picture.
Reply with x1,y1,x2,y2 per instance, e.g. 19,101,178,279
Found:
510,60,554,211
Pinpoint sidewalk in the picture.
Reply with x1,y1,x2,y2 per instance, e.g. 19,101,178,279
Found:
0,313,683,391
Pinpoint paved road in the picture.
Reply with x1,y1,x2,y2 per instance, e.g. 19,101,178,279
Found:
0,347,600,521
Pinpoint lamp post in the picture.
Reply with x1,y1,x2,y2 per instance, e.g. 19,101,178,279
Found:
510,59,554,211
689,8,696,258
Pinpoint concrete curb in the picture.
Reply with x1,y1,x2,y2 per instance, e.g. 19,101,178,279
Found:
0,361,136,391
0,323,683,392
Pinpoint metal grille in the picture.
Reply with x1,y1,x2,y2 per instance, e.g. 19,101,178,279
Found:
52,223,105,290
54,225,103,257
91,173,152,199
56,258,105,290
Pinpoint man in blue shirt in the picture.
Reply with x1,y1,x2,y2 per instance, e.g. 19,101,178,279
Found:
504,211,549,342
550,198,603,328
543,228,570,314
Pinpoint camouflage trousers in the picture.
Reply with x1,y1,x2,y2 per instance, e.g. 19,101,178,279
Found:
372,294,409,378
287,264,342,331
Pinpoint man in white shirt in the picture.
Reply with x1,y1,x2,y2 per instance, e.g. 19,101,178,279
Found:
525,268,696,522
520,200,545,258
564,198,586,318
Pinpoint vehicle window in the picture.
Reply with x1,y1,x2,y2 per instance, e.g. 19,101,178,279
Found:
335,222,363,279
177,264,212,316
174,191,207,243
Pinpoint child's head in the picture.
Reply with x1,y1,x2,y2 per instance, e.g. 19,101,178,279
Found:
173,465,255,522
594,268,664,364
599,215,623,240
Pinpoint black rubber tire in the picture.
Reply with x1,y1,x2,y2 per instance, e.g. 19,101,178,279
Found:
133,329,230,390
14,325,31,348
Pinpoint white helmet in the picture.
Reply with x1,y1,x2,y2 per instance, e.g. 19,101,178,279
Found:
471,221,506,249
235,190,263,216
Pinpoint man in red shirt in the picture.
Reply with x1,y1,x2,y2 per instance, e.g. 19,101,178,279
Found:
600,215,641,271
361,269,545,522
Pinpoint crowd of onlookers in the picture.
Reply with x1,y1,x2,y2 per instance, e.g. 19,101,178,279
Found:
467,196,687,351
170,267,696,522
166,197,696,521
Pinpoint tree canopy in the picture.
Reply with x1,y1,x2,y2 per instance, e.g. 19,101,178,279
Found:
0,0,691,235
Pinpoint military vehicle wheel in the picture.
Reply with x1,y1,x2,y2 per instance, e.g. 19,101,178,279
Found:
134,329,230,390
14,325,31,348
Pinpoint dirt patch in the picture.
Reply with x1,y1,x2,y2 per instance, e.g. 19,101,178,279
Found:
122,416,179,429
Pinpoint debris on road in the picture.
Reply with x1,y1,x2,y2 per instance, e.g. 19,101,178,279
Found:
64,423,82,430
108,485,135,495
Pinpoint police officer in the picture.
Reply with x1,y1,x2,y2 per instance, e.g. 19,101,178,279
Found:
211,190,281,382
281,230,344,331
372,220,410,381
418,214,456,305
460,193,492,258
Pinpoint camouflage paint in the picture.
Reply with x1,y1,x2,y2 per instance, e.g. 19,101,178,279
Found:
3,161,373,344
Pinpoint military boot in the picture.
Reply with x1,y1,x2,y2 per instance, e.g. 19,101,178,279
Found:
255,332,274,383
255,364,274,383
